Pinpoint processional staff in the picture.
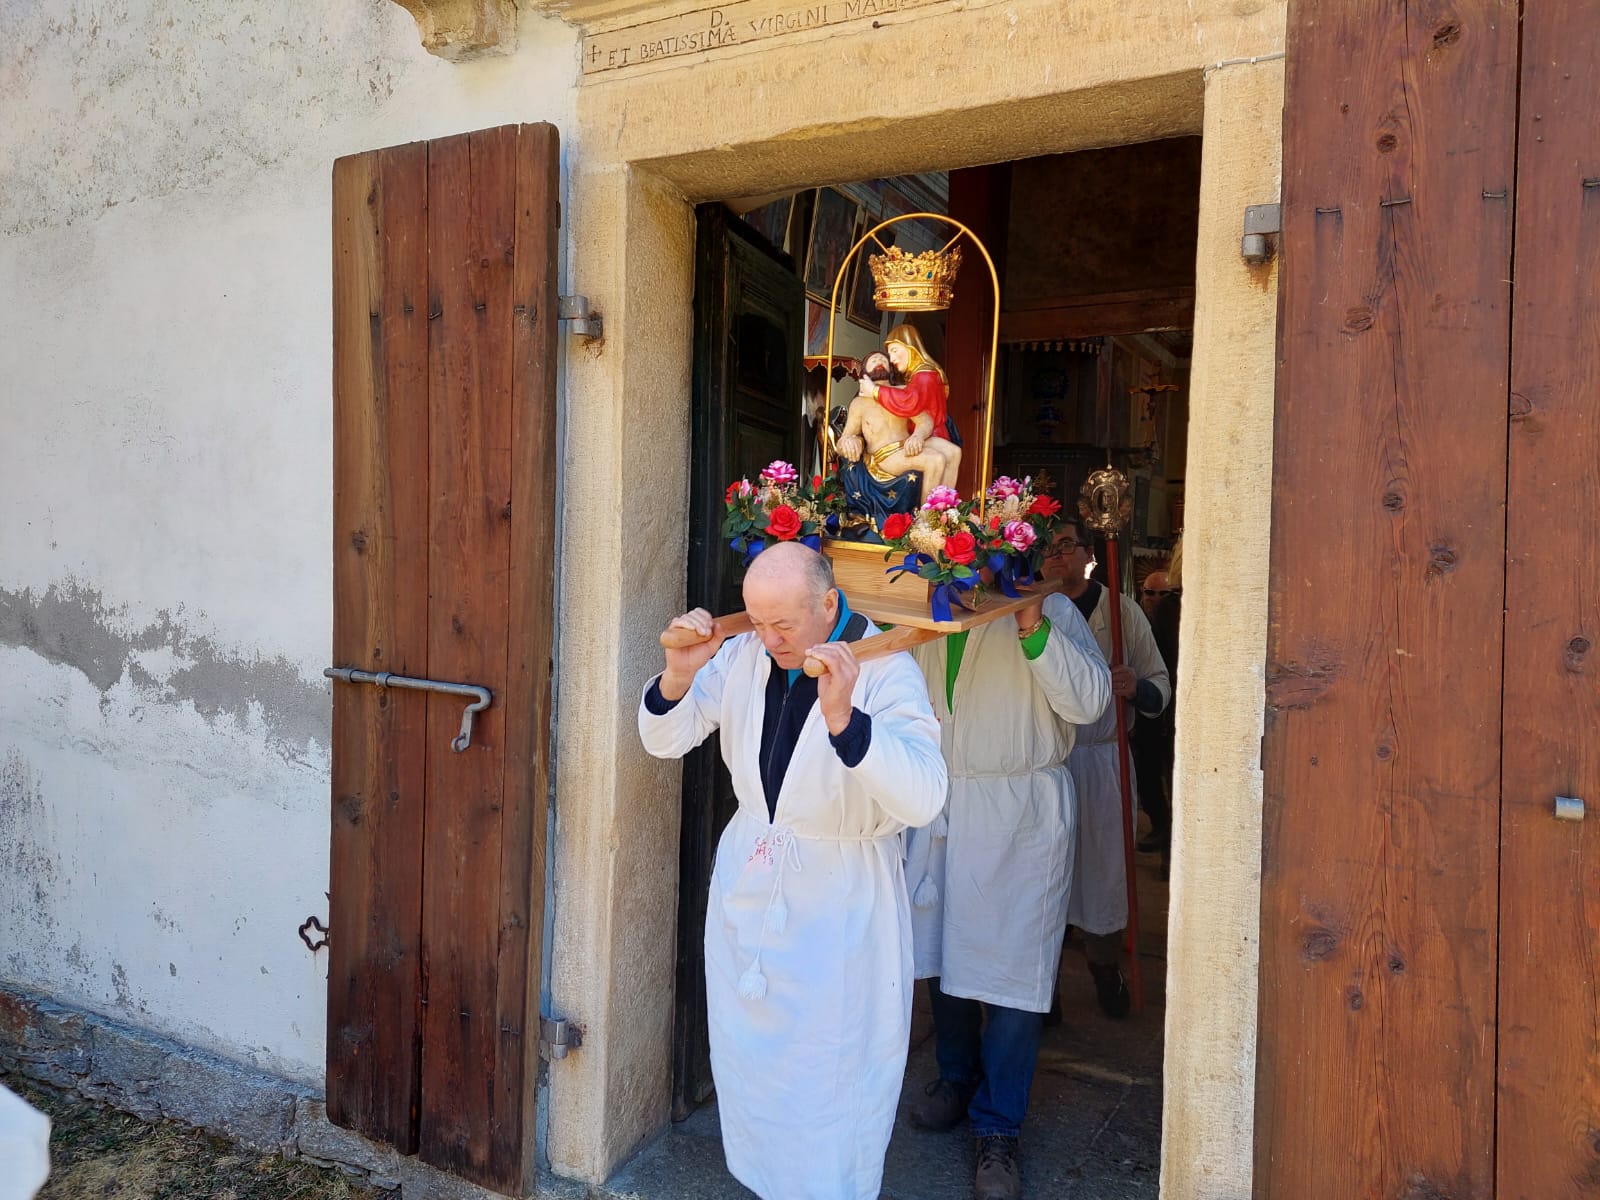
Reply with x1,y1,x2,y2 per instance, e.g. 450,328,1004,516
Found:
1078,464,1145,1015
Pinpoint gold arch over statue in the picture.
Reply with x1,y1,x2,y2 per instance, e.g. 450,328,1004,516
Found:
822,213,1002,521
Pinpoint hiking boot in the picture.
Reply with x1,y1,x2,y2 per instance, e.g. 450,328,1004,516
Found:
908,1077,975,1131
1089,961,1132,1019
973,1134,1022,1200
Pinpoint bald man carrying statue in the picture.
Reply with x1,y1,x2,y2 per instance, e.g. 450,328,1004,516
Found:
639,542,948,1200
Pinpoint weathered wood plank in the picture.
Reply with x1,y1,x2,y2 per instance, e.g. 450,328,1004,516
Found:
494,121,561,1193
1497,6,1600,1195
417,125,517,1187
1256,2,1518,1196
997,289,1195,343
328,140,430,1152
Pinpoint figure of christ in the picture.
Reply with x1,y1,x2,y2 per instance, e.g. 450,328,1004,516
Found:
836,343,962,507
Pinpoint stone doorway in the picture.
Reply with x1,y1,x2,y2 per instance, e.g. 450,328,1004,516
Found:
550,53,1285,1199
613,132,1208,1198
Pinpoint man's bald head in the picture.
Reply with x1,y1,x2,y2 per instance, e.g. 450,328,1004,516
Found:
1140,569,1173,616
745,541,834,598
743,543,840,669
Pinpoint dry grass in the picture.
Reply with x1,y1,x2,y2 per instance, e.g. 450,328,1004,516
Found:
5,1073,395,1200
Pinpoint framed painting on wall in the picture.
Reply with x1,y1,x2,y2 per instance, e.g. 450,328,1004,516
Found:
846,219,885,331
741,195,795,254
803,187,862,303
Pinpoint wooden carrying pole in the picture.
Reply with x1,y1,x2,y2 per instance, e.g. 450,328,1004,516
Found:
1101,536,1145,1014
661,614,942,675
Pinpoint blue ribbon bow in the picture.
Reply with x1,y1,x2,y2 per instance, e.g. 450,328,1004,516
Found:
887,553,978,623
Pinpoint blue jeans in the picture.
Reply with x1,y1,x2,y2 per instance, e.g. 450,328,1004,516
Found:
928,978,1044,1138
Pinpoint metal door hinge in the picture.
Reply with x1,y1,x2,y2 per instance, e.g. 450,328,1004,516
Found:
558,294,603,340
1242,203,1282,264
540,1015,581,1060
1555,795,1586,822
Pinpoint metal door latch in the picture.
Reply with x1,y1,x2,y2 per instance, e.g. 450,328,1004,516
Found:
324,668,492,752
1555,795,1586,822
558,294,603,340
540,1015,581,1060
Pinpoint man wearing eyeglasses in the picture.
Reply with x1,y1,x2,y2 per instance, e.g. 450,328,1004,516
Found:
1044,519,1171,1019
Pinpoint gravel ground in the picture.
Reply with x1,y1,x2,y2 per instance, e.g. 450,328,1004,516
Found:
4,1073,394,1200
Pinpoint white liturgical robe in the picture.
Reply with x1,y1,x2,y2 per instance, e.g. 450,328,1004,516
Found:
1065,584,1171,936
903,593,1111,1012
638,625,946,1200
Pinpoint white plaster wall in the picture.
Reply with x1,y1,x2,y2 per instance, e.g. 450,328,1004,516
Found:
0,0,577,1086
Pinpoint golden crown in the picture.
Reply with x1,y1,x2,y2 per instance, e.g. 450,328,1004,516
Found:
868,244,963,312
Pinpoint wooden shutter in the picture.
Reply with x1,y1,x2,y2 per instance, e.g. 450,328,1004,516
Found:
1256,5,1517,1195
328,123,558,1196
1496,8,1600,1195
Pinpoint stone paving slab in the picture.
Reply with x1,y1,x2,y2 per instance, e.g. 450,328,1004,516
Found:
600,933,1166,1200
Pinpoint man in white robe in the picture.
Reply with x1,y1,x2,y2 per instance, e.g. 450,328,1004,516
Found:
639,542,947,1200
901,585,1111,1199
1050,519,1171,1017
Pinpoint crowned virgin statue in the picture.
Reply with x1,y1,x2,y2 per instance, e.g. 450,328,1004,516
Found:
835,324,963,533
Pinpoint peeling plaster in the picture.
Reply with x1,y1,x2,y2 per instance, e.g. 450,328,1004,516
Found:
0,751,59,935
0,582,330,755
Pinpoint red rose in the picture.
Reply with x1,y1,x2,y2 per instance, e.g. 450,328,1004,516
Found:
944,531,977,565
725,482,741,503
766,504,803,541
881,512,914,541
1028,495,1062,517
812,475,823,489
989,516,1001,531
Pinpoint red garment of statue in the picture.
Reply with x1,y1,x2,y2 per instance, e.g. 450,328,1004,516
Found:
874,369,949,437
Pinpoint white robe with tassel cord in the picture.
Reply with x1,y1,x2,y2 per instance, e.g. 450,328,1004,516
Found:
1064,585,1171,936
903,594,1112,1012
638,626,946,1200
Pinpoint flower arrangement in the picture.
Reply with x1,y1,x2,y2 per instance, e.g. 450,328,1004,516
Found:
979,475,1065,584
877,477,1065,621
722,461,847,562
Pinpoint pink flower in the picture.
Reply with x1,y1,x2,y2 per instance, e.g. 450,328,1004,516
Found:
759,460,799,487
924,485,962,512
1003,520,1037,552
987,476,1024,500
725,479,754,503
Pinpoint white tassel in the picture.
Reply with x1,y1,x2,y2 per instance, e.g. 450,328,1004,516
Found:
912,876,939,909
737,966,768,1000
931,812,949,840
766,895,789,934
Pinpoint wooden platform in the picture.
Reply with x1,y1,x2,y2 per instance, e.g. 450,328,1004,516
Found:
823,536,1065,631
844,576,1066,632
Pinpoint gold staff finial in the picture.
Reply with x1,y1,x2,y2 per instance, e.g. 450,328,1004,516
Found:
1079,466,1133,540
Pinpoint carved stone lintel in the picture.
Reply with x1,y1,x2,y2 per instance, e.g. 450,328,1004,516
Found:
388,0,518,61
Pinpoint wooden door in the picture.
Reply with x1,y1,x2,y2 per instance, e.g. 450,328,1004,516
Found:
674,205,805,1117
1496,7,1600,1195
327,123,558,1196
1256,3,1518,1195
